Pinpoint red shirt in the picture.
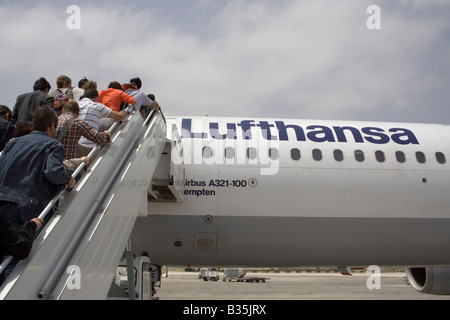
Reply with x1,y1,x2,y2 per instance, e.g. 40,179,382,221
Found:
98,88,136,112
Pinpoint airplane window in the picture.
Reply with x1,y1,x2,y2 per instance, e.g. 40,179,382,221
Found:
291,148,301,160
247,147,257,159
312,149,322,161
396,151,406,163
436,152,446,164
415,151,426,164
354,150,364,162
202,146,213,158
375,150,385,162
224,147,235,159
269,148,279,160
333,149,343,161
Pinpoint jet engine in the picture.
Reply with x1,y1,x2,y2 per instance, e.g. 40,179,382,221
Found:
405,267,450,295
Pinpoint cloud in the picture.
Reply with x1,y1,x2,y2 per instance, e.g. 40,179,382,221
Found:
0,1,449,123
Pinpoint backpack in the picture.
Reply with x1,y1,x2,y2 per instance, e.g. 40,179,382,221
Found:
54,89,68,111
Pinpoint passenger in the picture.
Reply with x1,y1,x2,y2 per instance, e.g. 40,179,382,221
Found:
76,89,127,158
145,93,161,117
0,105,75,231
99,81,136,112
11,77,54,124
98,81,136,130
72,77,88,102
49,75,74,100
0,211,43,286
57,101,111,160
49,75,74,114
0,105,15,151
0,105,75,279
122,77,159,118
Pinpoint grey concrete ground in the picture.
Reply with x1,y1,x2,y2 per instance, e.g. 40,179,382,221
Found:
154,270,450,300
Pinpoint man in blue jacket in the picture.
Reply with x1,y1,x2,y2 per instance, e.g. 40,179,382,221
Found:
0,105,75,231
0,105,75,281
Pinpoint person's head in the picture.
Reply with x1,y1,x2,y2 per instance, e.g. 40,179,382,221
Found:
108,81,123,90
56,75,72,89
130,77,142,89
0,105,12,121
33,77,51,94
84,88,99,101
63,101,80,116
32,105,58,137
78,77,88,89
83,80,97,91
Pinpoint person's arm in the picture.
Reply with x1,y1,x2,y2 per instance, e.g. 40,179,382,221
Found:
98,102,127,121
78,120,111,145
107,110,127,121
63,156,89,171
44,143,73,186
121,92,136,105
67,176,76,189
150,100,160,110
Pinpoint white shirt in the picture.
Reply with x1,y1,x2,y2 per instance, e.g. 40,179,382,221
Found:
72,87,84,102
77,97,112,148
125,89,153,112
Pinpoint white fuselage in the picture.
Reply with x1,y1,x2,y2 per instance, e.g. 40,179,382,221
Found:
130,116,450,268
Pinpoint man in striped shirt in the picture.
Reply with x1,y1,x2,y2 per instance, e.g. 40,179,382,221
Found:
57,101,111,160
76,89,127,157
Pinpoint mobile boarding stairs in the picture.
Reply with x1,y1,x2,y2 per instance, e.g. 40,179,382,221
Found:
0,107,184,300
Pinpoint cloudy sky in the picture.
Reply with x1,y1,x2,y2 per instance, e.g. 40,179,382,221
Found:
0,0,449,123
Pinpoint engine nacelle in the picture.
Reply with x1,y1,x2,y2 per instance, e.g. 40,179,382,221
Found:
405,267,450,295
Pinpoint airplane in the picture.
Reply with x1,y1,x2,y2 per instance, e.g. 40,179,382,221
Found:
130,115,450,296
2,111,450,299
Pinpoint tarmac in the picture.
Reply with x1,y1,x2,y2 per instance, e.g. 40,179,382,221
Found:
153,269,450,300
